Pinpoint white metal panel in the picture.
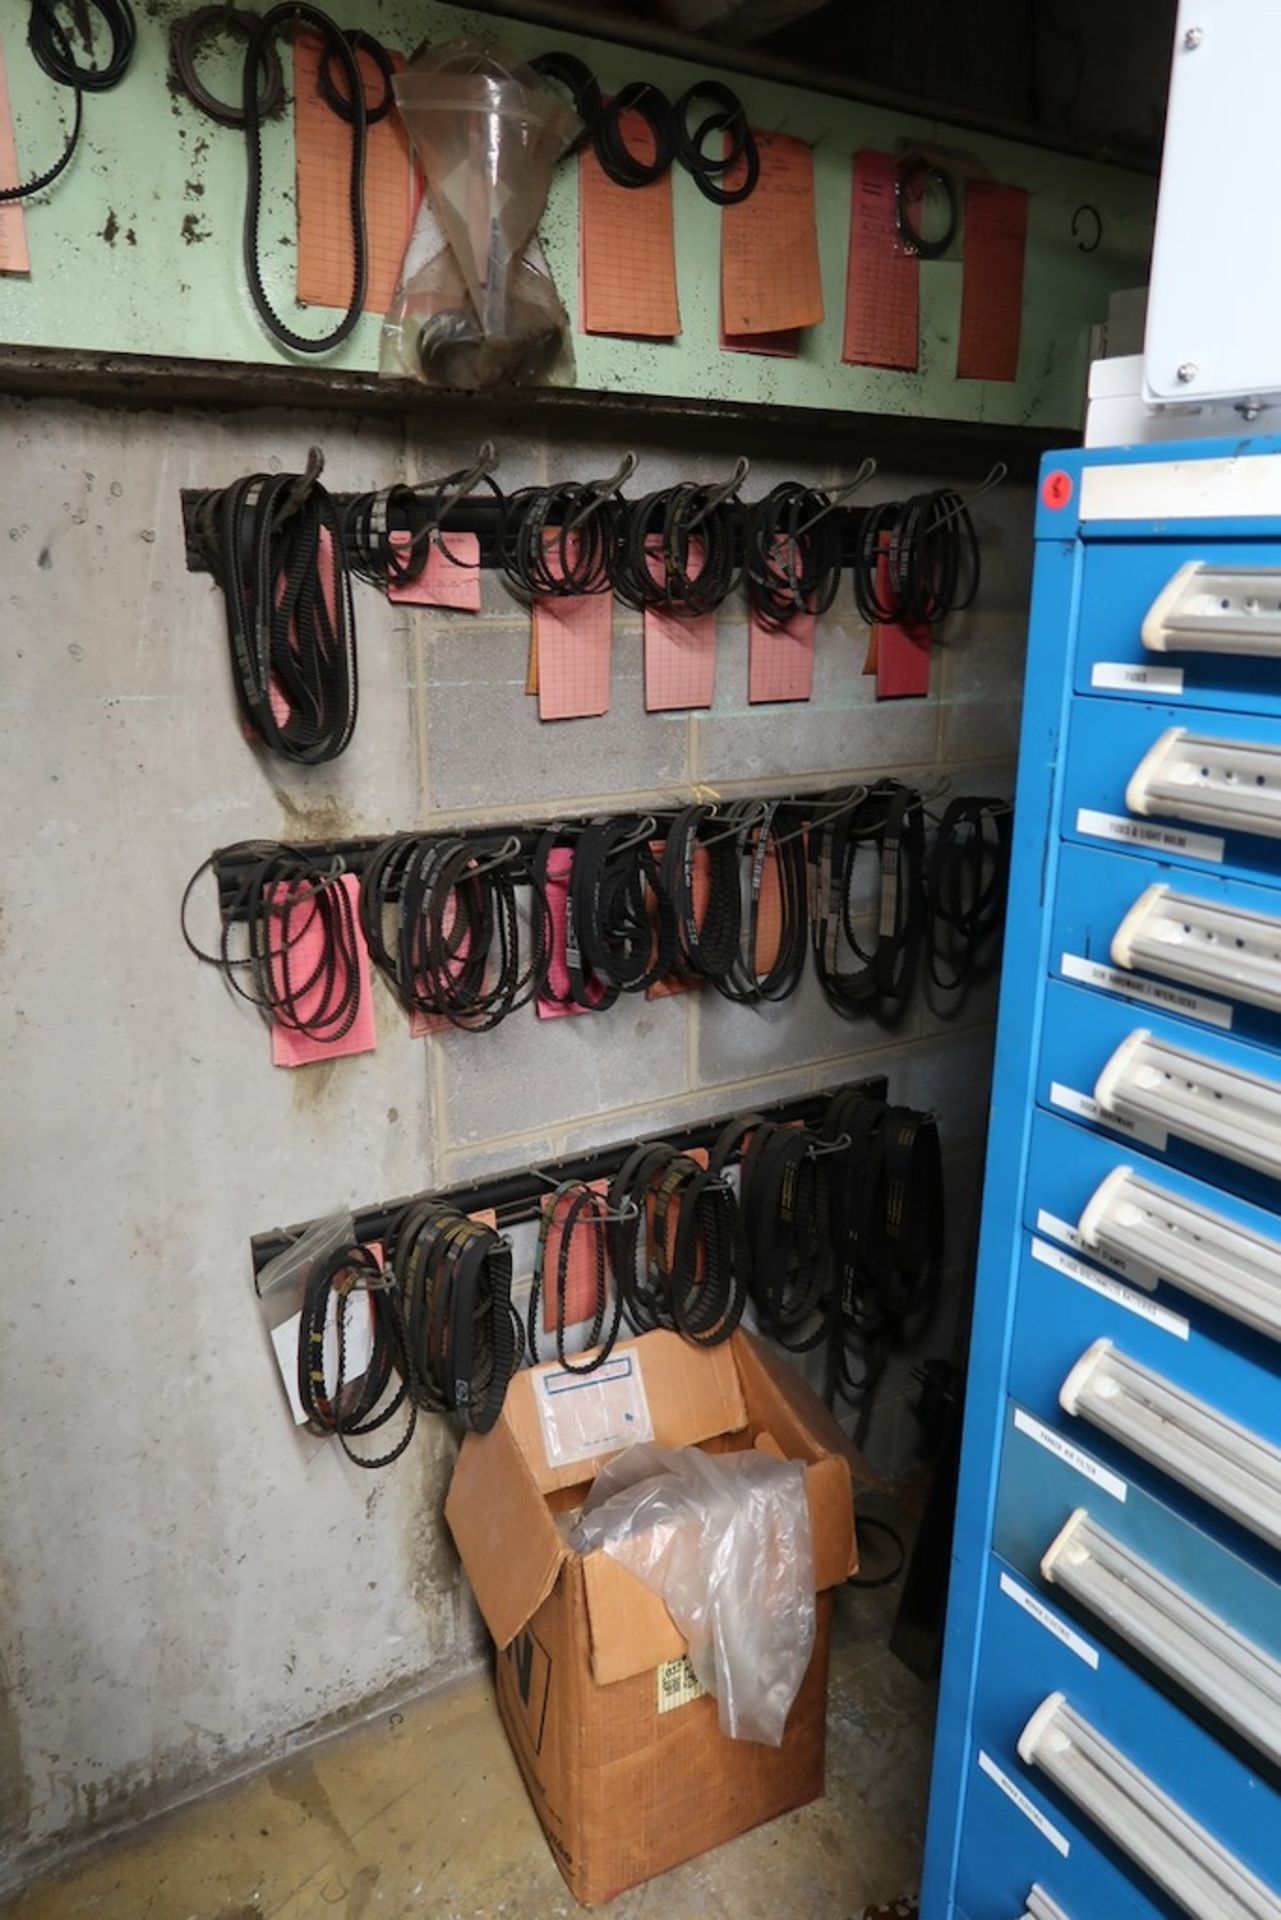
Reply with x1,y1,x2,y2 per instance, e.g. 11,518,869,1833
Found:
1145,2,1281,407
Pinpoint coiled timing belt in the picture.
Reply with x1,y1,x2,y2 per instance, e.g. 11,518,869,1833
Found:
925,797,1012,991
660,804,741,987
810,783,924,1025
528,1182,623,1373
713,801,808,1005
391,1203,517,1433
608,1142,747,1344
200,464,358,763
297,1243,417,1468
737,1119,833,1352
569,817,676,999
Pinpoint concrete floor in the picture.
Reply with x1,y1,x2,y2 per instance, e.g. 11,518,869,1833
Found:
2,1581,932,1920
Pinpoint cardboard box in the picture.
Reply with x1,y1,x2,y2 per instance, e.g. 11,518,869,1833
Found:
445,1329,858,1907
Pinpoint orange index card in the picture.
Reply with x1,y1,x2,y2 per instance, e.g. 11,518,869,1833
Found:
957,180,1027,382
270,875,377,1067
294,34,420,315
0,45,29,275
579,111,679,339
843,150,919,371
749,603,816,704
386,531,482,611
721,131,822,336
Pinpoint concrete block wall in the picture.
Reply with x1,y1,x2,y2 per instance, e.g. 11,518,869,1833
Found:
0,392,1031,1887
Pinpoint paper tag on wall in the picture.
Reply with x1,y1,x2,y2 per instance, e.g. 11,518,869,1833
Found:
534,1350,653,1468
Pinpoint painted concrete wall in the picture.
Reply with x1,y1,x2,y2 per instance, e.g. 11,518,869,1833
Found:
0,0,1154,426
0,393,1031,1888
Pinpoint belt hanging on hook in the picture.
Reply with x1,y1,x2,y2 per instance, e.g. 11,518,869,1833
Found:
0,0,137,203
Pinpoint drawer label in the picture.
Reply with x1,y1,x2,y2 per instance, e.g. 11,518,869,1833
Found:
1032,1237,1190,1339
1060,951,1234,1031
1075,807,1226,865
977,1751,1071,1857
1034,1208,1155,1290
999,1571,1100,1669
1049,1081,1168,1152
1014,1408,1128,1502
1091,661,1185,694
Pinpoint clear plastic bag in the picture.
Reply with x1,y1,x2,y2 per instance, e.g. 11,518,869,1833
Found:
571,1443,816,1746
384,42,579,388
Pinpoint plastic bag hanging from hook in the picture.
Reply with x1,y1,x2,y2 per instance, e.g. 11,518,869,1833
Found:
381,42,581,389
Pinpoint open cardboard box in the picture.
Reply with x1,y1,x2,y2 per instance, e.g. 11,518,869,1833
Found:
446,1328,860,1907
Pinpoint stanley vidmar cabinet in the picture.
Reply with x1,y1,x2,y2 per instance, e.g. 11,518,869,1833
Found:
920,437,1281,1920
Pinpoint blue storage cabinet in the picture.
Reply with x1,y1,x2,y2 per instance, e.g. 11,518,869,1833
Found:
920,437,1281,1920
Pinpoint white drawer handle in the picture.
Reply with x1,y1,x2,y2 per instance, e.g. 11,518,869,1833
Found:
1113,881,1281,1016
1060,1341,1281,1550
1144,562,1281,658
1078,1163,1281,1341
1043,1508,1281,1767
1095,1027,1281,1180
1018,1693,1281,1920
1021,1885,1070,1920
1127,727,1281,841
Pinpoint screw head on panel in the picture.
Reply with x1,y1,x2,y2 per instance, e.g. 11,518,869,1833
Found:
1183,25,1203,47
1176,362,1198,384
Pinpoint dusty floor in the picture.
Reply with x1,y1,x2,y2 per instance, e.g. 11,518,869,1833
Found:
2,1581,932,1920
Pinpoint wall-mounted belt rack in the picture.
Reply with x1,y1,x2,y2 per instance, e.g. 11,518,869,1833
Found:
208,783,863,925
249,1075,886,1276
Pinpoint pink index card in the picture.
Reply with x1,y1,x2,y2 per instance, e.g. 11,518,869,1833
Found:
0,45,29,275
643,535,716,711
957,180,1028,382
537,847,609,1020
535,533,613,720
386,531,482,611
270,874,378,1067
748,604,816,704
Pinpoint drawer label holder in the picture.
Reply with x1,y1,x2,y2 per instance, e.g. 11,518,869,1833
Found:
1031,1235,1190,1338
1076,807,1225,865
1060,951,1233,1032
1014,1407,1128,1502
977,1750,1071,1857
999,1570,1100,1669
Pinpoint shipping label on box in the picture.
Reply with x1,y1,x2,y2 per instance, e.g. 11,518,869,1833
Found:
534,1351,654,1469
657,1654,707,1714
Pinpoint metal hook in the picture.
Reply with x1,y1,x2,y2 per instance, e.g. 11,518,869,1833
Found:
687,457,750,532
616,814,658,853
462,833,522,878
423,441,498,553
529,1173,640,1224
700,799,772,850
566,452,638,535
772,786,869,848
928,461,1007,533
791,457,878,541
807,1132,851,1159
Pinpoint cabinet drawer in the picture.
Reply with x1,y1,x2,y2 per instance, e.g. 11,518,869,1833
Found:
961,1550,1281,1917
1037,980,1281,1212
1050,840,1281,1052
1073,541,1281,722
1061,696,1281,890
1022,1108,1281,1358
995,1402,1281,1761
